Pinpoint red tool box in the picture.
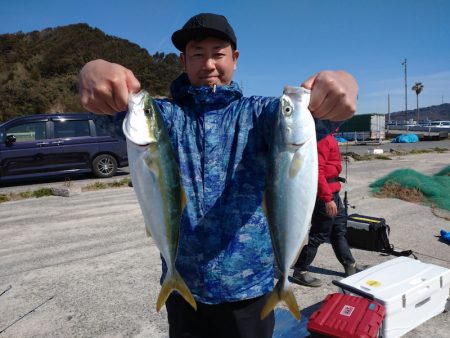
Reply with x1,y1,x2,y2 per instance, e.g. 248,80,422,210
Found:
308,293,385,338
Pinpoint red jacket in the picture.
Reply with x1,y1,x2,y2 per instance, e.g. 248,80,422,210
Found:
317,134,342,203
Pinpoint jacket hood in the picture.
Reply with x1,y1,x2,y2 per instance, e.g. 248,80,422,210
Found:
170,73,243,110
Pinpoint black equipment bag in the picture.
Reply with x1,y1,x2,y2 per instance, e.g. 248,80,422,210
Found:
346,214,391,252
346,213,414,257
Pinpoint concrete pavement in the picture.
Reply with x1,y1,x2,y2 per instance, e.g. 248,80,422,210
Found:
0,151,449,337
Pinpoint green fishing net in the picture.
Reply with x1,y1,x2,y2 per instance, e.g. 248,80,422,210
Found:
370,165,450,211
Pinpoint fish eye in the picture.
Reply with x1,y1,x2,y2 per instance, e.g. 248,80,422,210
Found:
284,105,293,116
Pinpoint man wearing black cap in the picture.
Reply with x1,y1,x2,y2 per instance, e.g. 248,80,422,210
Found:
80,13,358,338
172,13,239,89
172,13,237,51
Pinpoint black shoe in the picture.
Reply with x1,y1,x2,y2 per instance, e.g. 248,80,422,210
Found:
289,270,322,287
344,263,366,277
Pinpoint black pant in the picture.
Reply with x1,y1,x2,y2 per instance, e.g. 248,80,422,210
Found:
166,293,275,338
294,192,355,271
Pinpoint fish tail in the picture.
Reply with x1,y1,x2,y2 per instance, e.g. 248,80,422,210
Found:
156,269,197,312
260,279,301,320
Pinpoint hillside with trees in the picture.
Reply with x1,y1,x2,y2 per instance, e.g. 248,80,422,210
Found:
389,103,450,122
0,23,182,122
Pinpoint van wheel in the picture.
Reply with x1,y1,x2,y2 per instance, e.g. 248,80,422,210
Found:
92,154,117,178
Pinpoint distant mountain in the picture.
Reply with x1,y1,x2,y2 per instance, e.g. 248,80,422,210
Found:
387,103,450,122
0,23,182,122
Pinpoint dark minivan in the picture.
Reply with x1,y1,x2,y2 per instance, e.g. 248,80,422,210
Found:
0,113,128,182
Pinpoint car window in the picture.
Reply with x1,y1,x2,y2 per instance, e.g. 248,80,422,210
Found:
54,120,90,138
6,122,47,142
93,115,117,137
95,120,113,136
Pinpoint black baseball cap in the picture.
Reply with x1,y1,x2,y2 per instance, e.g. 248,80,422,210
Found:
171,13,237,52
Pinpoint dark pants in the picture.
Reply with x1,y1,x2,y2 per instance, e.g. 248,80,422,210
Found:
294,192,355,271
166,293,275,338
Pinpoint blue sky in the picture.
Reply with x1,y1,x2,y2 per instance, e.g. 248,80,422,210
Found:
1,0,449,115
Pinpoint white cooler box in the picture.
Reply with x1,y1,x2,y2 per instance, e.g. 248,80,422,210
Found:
333,257,450,338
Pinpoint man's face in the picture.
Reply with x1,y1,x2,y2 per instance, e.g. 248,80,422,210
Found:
180,37,239,87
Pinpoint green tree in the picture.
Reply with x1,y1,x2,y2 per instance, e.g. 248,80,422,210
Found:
411,82,424,122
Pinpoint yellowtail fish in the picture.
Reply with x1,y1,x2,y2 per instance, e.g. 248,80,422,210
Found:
123,90,197,312
261,86,318,320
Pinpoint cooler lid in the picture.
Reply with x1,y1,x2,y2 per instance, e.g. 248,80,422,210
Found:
339,257,450,301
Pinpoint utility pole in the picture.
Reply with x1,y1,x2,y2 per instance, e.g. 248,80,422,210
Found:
401,59,408,122
387,94,391,123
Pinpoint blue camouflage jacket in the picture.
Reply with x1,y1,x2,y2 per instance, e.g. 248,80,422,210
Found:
119,73,338,304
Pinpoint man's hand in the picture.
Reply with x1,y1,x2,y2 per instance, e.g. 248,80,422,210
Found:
79,59,141,115
302,70,358,121
325,200,338,217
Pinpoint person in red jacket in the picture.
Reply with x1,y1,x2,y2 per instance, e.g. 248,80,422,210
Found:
290,133,361,287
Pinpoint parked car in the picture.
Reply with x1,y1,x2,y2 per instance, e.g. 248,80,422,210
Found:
0,113,128,182
423,121,450,128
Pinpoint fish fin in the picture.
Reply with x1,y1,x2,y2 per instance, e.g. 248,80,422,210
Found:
260,279,301,320
148,161,159,178
144,145,160,177
289,149,303,177
156,268,197,312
